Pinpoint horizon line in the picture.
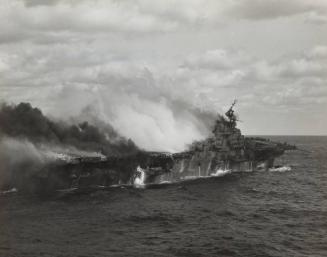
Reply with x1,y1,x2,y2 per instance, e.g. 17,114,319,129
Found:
244,134,327,137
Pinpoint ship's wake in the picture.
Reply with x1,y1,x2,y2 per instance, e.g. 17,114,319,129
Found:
179,169,231,181
0,188,18,195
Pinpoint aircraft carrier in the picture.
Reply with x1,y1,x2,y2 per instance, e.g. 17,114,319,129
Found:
26,101,296,194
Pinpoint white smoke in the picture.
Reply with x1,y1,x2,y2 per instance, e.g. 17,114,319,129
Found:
0,137,46,190
0,136,105,189
44,70,215,152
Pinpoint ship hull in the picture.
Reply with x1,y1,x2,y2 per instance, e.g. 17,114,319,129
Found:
147,156,275,184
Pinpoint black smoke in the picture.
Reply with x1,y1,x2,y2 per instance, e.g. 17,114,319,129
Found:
0,102,139,156
0,102,140,191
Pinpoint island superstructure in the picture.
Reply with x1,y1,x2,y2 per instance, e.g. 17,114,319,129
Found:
152,100,295,182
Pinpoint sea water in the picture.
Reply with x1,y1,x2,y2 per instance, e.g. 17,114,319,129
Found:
0,136,326,257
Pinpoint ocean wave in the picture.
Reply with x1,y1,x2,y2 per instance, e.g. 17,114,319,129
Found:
0,187,18,195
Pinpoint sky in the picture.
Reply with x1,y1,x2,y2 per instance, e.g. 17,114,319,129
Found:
0,0,327,151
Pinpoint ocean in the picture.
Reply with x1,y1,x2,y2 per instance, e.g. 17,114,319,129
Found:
0,136,326,257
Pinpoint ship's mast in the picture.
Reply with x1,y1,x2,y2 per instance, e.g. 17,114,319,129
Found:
225,99,237,128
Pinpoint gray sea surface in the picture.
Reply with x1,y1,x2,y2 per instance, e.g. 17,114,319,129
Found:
1,136,327,257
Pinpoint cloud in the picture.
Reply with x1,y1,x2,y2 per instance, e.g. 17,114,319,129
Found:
305,11,327,25
227,0,327,20
309,45,327,59
2,37,327,141
175,46,327,111
23,0,62,7
182,49,252,70
0,0,179,46
253,46,327,80
0,0,326,139
0,0,325,47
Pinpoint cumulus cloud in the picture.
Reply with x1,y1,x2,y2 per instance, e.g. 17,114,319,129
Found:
1,0,223,41
1,0,325,46
305,12,327,25
175,46,327,113
2,42,327,142
227,0,327,20
0,0,177,46
182,49,252,70
0,0,326,142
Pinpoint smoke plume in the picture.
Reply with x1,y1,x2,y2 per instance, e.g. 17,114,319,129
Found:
0,102,139,156
46,77,217,152
0,102,141,190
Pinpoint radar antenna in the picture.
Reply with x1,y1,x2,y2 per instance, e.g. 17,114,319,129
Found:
225,99,238,128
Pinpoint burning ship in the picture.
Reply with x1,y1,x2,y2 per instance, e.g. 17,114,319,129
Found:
26,101,295,194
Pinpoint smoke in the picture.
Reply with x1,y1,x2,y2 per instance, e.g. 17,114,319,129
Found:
45,68,217,152
0,102,141,190
0,136,50,190
0,135,108,190
0,98,216,191
0,102,139,156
